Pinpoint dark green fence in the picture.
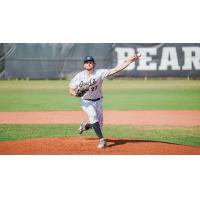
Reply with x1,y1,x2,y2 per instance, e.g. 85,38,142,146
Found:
2,43,200,79
0,44,4,73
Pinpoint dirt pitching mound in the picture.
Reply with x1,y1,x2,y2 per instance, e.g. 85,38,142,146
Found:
0,137,200,155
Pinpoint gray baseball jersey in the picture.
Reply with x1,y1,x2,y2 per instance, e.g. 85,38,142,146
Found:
69,69,111,100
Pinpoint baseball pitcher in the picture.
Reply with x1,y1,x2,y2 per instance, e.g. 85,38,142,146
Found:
69,53,141,148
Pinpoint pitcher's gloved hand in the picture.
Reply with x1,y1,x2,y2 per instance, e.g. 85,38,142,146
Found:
75,85,90,97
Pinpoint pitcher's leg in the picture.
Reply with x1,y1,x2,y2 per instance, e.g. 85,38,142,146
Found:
80,99,102,137
80,99,106,148
81,99,98,122
94,100,106,148
96,100,103,129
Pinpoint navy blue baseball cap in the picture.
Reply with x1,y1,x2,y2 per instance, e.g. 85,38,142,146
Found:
83,56,95,63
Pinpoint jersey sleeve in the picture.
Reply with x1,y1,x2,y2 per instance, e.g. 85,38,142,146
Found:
69,74,79,89
98,69,112,80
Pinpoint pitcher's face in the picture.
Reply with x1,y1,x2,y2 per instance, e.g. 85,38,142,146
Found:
84,61,95,71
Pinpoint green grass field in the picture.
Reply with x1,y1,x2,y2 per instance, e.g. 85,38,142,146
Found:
0,79,200,147
0,124,200,147
0,79,200,111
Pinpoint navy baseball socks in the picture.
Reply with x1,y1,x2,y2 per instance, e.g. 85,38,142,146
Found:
79,121,107,148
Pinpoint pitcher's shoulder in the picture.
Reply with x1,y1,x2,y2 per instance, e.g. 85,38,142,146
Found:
95,68,108,74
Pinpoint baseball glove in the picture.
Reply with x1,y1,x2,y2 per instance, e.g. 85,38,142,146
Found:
75,85,90,97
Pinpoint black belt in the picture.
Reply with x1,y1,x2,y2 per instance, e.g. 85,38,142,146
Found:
84,97,103,101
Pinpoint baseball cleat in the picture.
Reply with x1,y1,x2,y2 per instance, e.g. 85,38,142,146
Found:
98,138,107,149
79,121,85,134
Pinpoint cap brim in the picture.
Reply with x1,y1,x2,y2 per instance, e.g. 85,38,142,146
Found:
84,60,95,63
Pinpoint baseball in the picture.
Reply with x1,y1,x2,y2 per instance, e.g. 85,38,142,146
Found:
136,52,141,57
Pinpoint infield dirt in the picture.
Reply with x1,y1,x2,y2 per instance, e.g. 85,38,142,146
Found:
0,110,200,154
1,110,200,126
